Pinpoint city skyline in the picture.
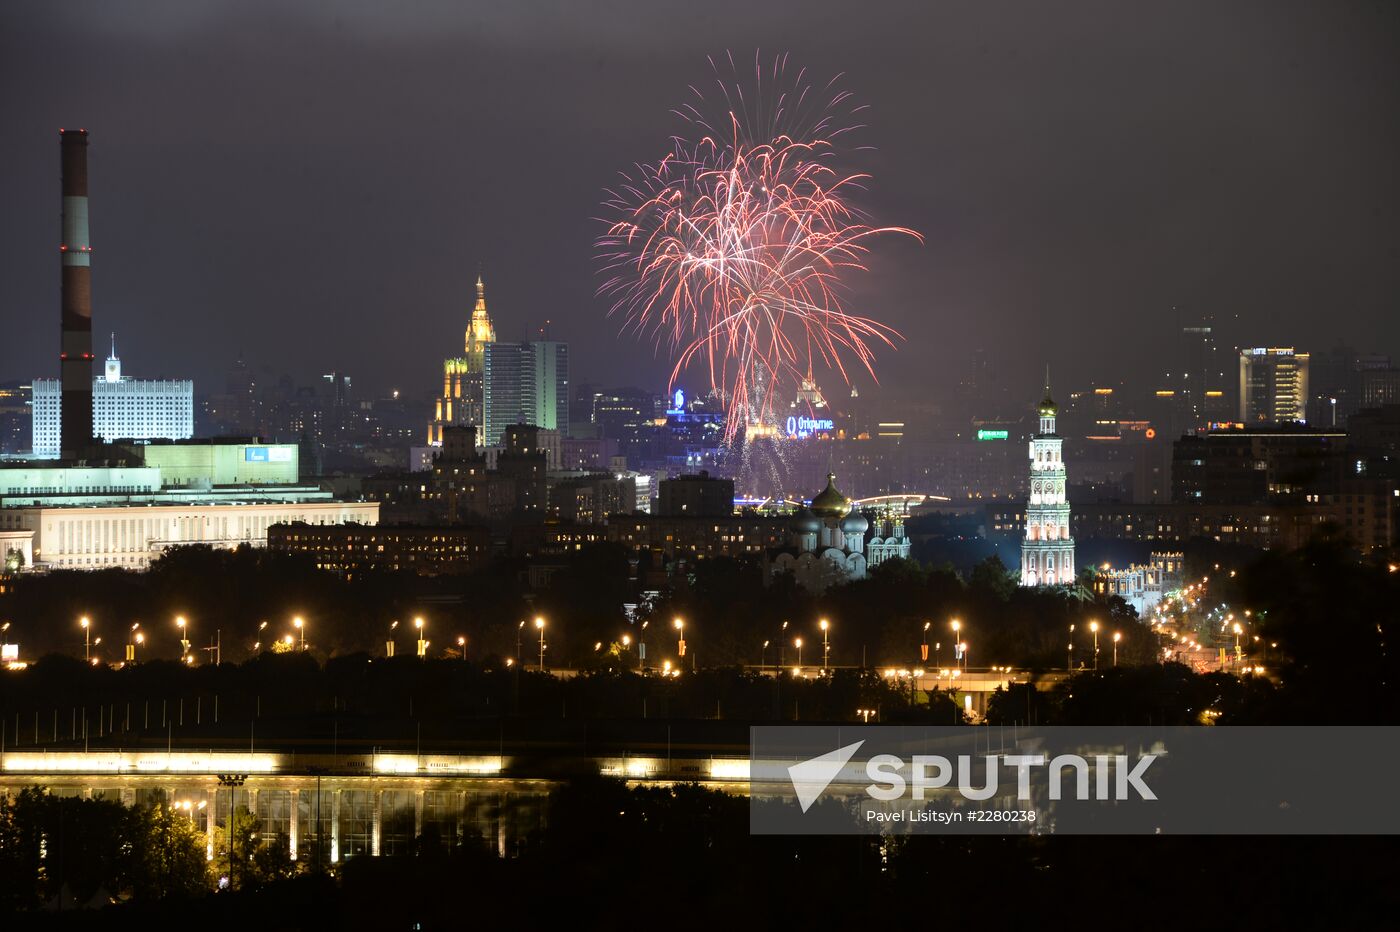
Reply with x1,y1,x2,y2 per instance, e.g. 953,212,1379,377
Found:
2,1,1397,404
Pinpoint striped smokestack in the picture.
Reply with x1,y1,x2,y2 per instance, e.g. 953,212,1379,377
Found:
59,128,94,459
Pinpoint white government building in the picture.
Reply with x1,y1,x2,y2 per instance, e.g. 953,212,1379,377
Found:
31,335,193,459
0,440,377,571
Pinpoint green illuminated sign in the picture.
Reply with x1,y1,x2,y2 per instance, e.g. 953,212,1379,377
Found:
977,429,1009,441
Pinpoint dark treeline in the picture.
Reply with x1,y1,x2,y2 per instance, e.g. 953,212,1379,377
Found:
0,544,1157,670
0,658,965,748
3,777,1395,928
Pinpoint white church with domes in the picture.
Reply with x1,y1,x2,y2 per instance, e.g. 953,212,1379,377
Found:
767,473,910,592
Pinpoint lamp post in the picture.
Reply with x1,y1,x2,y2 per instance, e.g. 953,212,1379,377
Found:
819,618,830,672
534,616,546,671
1068,623,1075,671
673,617,686,664
951,619,964,670
516,620,524,662
761,639,769,669
779,621,789,667
176,615,190,662
457,635,467,662
921,621,930,664
1112,631,1121,667
1232,622,1243,661
1089,620,1100,670
794,637,803,669
387,620,398,658
414,616,427,658
293,616,305,652
126,623,141,662
217,773,247,891
80,616,91,661
133,631,144,662
639,620,648,671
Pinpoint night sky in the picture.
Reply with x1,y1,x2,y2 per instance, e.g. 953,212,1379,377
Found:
2,1,1396,405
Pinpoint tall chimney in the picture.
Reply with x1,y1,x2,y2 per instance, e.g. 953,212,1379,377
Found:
59,129,94,459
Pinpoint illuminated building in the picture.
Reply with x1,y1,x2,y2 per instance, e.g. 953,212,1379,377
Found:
607,513,788,560
1091,552,1184,614
428,274,496,447
865,512,911,567
769,473,869,592
1020,382,1076,586
269,522,489,576
1239,347,1310,425
32,335,193,458
482,340,569,447
0,440,375,569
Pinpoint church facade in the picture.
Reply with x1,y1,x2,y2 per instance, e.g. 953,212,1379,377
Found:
768,473,911,592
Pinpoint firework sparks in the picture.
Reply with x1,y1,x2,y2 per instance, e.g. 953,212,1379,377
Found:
598,52,921,444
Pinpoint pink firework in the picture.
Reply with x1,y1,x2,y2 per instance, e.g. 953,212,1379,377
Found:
598,52,921,444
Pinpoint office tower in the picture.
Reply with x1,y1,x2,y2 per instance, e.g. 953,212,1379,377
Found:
1239,348,1311,424
482,340,568,446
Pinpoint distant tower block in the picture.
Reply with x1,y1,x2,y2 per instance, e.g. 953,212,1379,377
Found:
429,273,496,447
1020,375,1075,586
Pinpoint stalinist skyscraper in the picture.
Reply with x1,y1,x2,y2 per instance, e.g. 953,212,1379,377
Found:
1020,377,1076,586
429,274,496,447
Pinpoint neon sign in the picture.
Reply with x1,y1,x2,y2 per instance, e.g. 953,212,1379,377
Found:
786,415,835,438
976,429,1009,441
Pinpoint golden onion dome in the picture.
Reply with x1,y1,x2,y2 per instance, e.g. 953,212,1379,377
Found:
809,473,850,518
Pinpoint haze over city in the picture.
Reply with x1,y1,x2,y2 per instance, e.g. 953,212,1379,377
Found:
3,0,1396,402
1,3,1399,927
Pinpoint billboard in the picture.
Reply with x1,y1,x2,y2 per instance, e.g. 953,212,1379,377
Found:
244,445,294,463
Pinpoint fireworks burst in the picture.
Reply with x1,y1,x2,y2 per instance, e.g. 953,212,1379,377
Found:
597,52,921,445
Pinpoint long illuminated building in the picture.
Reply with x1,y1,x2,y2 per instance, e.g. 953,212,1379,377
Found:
0,440,377,570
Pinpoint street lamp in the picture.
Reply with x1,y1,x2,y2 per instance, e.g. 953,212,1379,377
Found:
293,616,305,651
176,615,190,662
779,621,789,667
534,616,546,671
1089,620,1100,670
414,616,427,658
387,620,398,658
133,631,144,662
921,621,930,664
1068,623,1076,671
516,620,525,661
794,637,803,669
761,639,769,669
673,617,686,661
951,619,964,669
819,618,830,672
1112,631,1121,667
1232,622,1243,660
80,616,91,661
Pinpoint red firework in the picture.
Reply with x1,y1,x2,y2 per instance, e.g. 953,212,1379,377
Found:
598,53,921,444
